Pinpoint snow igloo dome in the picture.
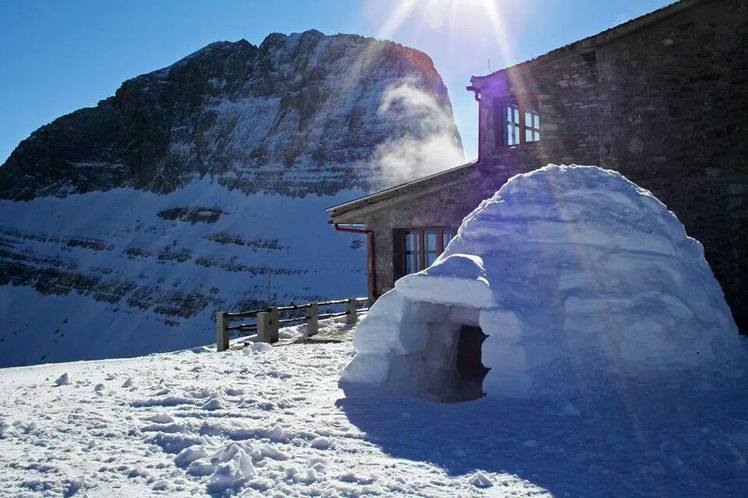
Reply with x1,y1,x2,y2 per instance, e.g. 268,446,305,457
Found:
341,165,739,401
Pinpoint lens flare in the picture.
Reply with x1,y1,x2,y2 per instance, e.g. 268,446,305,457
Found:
375,0,515,67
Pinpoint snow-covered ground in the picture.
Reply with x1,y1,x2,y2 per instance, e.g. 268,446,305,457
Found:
1,317,747,497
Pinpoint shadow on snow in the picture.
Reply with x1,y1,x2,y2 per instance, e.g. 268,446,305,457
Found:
337,371,748,497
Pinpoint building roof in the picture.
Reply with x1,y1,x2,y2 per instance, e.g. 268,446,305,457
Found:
327,161,478,218
468,0,704,90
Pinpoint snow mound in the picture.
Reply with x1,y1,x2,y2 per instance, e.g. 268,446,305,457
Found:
341,165,740,400
53,373,70,386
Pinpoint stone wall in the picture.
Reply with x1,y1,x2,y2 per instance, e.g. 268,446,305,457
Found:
596,0,748,332
477,46,601,181
474,0,748,331
334,168,489,298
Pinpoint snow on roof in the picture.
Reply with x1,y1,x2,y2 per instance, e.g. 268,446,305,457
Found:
341,164,740,400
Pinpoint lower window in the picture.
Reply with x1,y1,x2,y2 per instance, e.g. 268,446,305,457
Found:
395,227,456,279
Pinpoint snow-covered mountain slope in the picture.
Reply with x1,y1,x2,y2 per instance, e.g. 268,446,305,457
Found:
0,181,364,367
0,320,746,497
0,31,464,367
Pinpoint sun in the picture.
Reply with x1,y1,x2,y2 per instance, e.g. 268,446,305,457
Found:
375,0,514,66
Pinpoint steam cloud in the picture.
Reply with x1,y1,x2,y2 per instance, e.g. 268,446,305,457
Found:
371,80,464,186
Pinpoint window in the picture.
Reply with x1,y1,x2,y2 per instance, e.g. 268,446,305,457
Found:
395,227,456,278
404,231,420,274
506,103,521,146
497,97,540,147
524,100,540,142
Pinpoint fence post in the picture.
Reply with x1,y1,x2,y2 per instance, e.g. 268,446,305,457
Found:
346,298,358,325
257,307,279,343
307,303,319,336
216,311,229,352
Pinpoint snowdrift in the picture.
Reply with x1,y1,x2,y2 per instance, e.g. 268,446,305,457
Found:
341,165,740,400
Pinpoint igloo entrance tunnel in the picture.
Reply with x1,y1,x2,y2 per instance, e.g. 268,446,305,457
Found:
340,165,740,401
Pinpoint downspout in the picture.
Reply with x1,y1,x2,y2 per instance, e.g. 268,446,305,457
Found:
330,222,377,306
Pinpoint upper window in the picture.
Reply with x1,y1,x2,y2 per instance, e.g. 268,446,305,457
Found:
498,98,540,147
397,227,456,277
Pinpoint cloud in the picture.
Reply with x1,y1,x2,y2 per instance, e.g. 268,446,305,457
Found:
371,80,464,186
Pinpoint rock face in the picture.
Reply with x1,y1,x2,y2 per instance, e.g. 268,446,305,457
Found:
0,30,463,367
341,165,739,401
0,30,461,200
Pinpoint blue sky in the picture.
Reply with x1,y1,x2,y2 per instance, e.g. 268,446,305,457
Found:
0,0,670,164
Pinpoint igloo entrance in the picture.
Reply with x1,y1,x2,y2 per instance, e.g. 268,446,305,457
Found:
361,300,490,403
454,325,489,402
411,304,489,402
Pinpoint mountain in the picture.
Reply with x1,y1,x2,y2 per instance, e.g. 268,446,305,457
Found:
0,30,464,367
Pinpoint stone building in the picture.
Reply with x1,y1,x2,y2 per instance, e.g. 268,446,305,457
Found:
328,0,748,332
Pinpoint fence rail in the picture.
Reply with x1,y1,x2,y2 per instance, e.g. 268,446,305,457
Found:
216,297,368,351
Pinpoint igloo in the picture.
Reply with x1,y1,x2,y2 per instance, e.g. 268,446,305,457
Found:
341,165,740,401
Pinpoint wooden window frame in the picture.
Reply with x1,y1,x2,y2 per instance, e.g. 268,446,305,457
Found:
398,226,456,277
496,96,540,148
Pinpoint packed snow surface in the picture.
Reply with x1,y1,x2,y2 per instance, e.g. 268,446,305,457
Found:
342,165,740,400
1,318,747,497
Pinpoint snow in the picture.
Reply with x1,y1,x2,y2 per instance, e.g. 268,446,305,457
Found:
53,372,70,386
0,179,367,367
0,317,746,497
342,165,740,401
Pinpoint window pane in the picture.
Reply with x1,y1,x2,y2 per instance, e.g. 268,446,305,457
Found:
405,232,419,252
406,252,419,274
425,231,438,251
442,230,454,248
524,109,540,143
524,100,540,143
504,102,521,146
426,252,438,266
404,230,422,274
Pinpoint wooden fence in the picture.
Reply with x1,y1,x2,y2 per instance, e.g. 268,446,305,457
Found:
215,297,368,351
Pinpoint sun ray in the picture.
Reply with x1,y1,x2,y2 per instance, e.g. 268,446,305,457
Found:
376,0,418,39
480,0,515,68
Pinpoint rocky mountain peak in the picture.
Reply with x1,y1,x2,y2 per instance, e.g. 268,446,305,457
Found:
0,31,462,200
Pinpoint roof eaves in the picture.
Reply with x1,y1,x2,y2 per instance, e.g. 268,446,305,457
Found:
327,160,478,216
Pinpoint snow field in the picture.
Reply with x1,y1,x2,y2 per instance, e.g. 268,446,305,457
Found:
0,318,747,496
0,318,545,497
